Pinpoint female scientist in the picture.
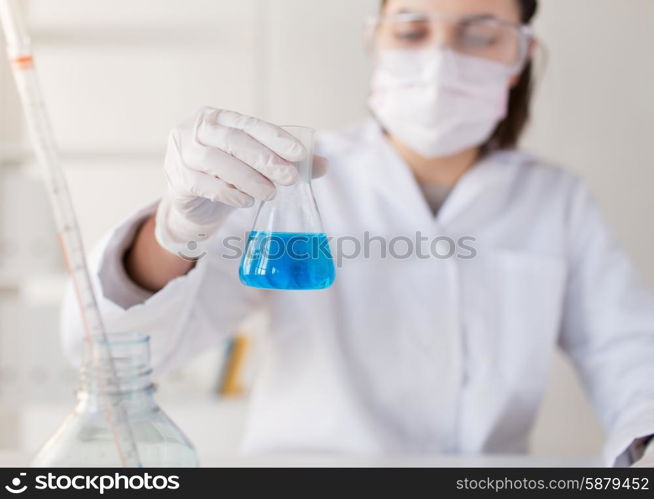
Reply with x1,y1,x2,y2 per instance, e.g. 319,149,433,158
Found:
63,0,654,466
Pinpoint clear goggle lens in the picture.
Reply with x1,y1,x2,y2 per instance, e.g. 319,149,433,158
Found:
368,13,533,71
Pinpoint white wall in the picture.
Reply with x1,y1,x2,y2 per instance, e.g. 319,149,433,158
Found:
525,0,654,282
1,0,653,457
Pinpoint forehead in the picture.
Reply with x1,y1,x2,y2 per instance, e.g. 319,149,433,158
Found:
383,0,522,24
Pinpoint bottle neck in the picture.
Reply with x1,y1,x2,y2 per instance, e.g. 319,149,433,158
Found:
76,333,157,411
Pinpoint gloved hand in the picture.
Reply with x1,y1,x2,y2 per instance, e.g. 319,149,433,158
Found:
632,440,654,468
155,107,327,255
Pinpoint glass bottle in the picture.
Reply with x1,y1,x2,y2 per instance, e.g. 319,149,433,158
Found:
31,333,198,467
239,126,335,290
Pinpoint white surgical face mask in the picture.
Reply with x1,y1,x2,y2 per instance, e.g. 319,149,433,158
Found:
369,48,515,158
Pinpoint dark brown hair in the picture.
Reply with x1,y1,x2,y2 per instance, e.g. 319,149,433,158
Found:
379,0,539,154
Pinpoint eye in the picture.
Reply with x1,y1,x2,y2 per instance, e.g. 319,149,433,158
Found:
396,30,427,41
392,21,430,44
458,22,502,49
461,33,498,49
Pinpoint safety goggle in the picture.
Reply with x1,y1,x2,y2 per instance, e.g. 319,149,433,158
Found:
366,12,534,72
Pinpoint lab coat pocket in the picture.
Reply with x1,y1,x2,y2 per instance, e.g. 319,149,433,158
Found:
470,251,568,386
497,251,567,380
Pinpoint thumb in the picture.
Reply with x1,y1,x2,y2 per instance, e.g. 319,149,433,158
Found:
312,155,329,179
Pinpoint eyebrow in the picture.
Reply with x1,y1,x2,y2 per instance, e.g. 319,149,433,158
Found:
393,9,502,23
460,13,499,23
395,8,428,16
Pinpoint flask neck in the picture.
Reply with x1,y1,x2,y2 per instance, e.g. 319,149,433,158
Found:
250,125,325,235
77,333,157,410
282,125,314,183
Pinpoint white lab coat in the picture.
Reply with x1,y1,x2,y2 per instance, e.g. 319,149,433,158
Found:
62,119,654,465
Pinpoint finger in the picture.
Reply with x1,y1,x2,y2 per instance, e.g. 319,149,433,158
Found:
196,120,299,186
186,146,277,201
312,155,329,179
180,168,255,208
213,109,307,162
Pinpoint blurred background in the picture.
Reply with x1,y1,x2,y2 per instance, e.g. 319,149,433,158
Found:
0,0,652,463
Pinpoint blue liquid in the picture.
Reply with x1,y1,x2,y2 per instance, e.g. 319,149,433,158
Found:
239,231,335,290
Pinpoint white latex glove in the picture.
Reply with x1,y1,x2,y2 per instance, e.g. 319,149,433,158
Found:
155,107,326,256
632,440,654,468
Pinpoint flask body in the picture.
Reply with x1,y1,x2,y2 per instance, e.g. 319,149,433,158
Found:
239,126,335,290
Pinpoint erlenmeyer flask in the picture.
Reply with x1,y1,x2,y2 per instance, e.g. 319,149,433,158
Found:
31,333,198,467
239,126,335,290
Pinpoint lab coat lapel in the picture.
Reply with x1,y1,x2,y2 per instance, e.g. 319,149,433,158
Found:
365,120,512,233
437,153,516,230
366,121,436,233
